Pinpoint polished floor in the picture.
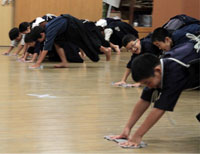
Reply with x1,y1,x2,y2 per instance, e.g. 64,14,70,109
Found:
0,47,199,154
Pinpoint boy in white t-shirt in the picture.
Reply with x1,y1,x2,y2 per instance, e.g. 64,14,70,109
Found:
2,27,25,56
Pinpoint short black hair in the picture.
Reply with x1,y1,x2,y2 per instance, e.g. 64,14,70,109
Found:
24,33,35,43
122,34,138,47
9,27,20,40
151,27,172,42
97,26,104,32
19,22,30,33
30,26,45,40
131,53,160,82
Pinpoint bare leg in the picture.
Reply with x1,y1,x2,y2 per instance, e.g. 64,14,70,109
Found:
54,44,68,68
100,46,111,61
26,53,38,63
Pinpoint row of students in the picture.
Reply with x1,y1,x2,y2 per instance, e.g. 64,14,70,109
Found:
2,13,200,148
23,14,200,147
3,28,26,56
3,14,83,64
4,14,140,69
113,43,199,147
26,14,140,68
26,14,111,68
114,15,200,87
110,15,200,147
2,14,57,58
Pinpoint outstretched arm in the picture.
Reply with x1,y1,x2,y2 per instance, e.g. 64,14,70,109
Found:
125,99,151,130
114,68,131,85
30,50,48,68
120,107,165,147
111,99,151,139
2,46,14,55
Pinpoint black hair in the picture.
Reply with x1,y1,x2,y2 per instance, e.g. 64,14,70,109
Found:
9,27,20,40
122,34,138,47
19,22,30,32
30,26,45,40
151,27,172,42
97,26,104,32
24,33,35,43
131,53,160,82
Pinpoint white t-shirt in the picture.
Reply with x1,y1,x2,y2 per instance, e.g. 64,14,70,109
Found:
10,34,25,47
104,28,113,41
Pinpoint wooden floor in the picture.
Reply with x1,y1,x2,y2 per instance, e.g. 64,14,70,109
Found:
0,47,199,154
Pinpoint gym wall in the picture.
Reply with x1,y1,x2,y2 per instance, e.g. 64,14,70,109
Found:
152,0,200,29
0,3,14,46
14,0,102,27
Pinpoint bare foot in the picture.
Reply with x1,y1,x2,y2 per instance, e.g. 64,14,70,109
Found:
100,46,112,61
54,63,68,68
113,45,121,55
29,63,43,69
78,51,86,60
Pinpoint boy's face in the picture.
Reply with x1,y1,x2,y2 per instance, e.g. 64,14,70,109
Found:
15,33,22,41
37,33,45,42
153,37,172,51
139,66,162,89
126,39,141,54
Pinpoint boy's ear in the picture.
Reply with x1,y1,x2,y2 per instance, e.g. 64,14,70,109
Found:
38,32,44,38
154,65,162,74
17,33,22,39
41,32,45,37
153,41,160,46
165,36,172,43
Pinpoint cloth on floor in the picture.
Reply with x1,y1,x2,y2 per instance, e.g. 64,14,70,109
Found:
104,135,147,149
